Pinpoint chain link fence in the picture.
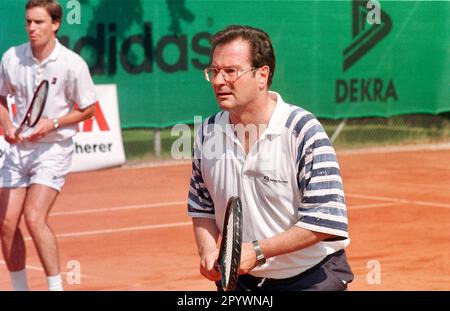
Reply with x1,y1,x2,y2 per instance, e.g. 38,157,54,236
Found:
122,113,450,164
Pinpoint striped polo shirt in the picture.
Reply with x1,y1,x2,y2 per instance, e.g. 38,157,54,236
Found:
188,91,350,279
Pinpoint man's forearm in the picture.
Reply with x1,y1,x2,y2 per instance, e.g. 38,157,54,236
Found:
56,103,96,128
259,226,333,260
192,217,220,257
0,96,13,131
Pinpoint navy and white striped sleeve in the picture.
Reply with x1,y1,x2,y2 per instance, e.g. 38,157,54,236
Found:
187,119,215,219
289,110,348,238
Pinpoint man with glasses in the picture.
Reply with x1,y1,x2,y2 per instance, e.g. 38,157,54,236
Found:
188,25,353,290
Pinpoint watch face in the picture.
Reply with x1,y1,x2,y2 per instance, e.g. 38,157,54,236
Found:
257,256,266,266
256,253,266,266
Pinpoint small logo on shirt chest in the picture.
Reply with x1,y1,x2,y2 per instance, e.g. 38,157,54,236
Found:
263,175,288,184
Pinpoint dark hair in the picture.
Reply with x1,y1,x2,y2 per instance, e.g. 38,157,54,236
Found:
211,25,276,87
26,0,62,27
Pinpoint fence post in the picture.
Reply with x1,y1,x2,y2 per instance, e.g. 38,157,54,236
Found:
331,119,347,144
154,128,161,158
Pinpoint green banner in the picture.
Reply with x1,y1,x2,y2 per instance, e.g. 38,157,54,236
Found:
1,0,449,127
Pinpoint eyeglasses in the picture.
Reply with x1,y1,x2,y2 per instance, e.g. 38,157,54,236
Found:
203,67,257,82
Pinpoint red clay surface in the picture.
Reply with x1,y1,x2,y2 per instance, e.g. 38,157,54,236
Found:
1,146,449,290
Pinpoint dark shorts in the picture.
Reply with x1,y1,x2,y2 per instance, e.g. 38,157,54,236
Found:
216,249,354,291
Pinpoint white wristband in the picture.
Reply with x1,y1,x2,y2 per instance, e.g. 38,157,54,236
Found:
252,240,266,266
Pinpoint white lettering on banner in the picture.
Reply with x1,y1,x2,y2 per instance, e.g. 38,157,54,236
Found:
0,85,126,172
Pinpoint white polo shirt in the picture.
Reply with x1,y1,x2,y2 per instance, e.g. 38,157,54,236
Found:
0,40,97,142
188,91,350,279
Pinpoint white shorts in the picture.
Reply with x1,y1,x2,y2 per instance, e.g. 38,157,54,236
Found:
0,139,74,192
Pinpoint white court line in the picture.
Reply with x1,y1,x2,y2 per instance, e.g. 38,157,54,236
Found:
350,202,400,210
24,221,192,241
347,193,450,209
337,142,450,156
0,260,99,280
123,160,190,170
50,201,186,216
33,194,447,241
51,192,449,218
119,143,450,169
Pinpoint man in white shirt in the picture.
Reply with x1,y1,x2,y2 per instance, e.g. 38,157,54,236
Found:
0,0,97,291
188,25,353,290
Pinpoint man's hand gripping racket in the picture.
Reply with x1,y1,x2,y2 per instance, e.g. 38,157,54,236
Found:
217,196,243,291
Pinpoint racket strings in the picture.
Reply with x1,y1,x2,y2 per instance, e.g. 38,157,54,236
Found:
219,197,243,291
29,86,47,124
224,211,234,284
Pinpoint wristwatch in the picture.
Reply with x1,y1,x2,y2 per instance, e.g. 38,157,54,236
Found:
53,118,60,129
252,240,266,266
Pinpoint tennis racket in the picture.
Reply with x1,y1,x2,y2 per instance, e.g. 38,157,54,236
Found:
217,196,243,291
17,80,49,135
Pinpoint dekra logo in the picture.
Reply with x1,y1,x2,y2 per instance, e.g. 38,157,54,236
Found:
336,0,398,104
343,0,392,71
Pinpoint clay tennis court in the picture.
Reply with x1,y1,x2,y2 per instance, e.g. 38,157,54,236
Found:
1,143,449,291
